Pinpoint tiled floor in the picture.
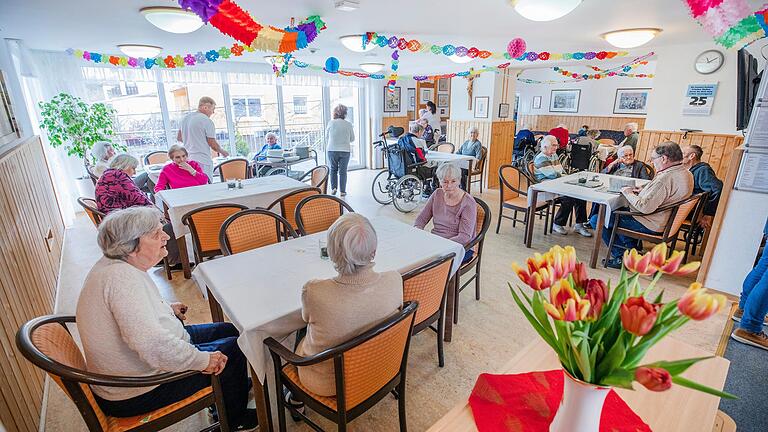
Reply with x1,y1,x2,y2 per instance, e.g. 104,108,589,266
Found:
45,169,729,431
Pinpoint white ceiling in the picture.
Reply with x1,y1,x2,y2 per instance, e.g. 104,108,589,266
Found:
1,0,765,74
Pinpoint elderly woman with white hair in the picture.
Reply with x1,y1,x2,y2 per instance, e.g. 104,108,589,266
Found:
415,163,478,263
90,141,116,177
252,132,283,176
76,207,256,430
296,213,403,395
619,122,640,151
456,126,482,160
325,104,356,196
154,144,208,192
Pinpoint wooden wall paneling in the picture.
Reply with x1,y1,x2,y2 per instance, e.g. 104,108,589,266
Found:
445,120,492,152
637,130,743,180
381,116,410,136
488,121,516,189
517,114,646,133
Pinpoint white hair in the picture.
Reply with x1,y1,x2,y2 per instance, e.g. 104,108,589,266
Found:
409,122,424,134
436,162,461,183
467,126,479,135
617,145,634,157
265,132,278,141
91,141,114,162
556,123,567,129
626,122,638,133
109,154,139,171
97,207,164,259
327,213,377,276
167,144,188,158
541,135,559,150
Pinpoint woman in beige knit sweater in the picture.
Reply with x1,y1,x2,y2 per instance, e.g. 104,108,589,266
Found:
296,213,403,396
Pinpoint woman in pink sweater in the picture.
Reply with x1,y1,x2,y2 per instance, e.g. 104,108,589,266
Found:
154,145,209,192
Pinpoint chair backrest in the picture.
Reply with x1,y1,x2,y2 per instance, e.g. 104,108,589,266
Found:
294,194,355,235
300,165,329,193
78,197,105,227
145,151,169,165
498,164,528,201
219,209,298,255
402,254,455,325
182,204,249,260
85,165,100,186
435,143,454,153
526,161,537,182
597,138,615,146
217,158,251,182
667,193,705,237
336,302,417,410
267,187,322,231
569,143,592,171
17,316,111,431
640,161,655,180
471,147,488,175
469,197,491,254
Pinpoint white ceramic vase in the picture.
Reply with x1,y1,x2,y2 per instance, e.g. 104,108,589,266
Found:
549,370,610,432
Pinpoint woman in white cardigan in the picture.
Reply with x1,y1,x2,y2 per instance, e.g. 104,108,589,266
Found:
325,104,356,196
76,207,256,430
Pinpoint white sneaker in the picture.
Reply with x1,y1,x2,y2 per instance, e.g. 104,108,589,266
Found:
552,224,568,235
340,192,347,197
574,223,593,237
331,188,337,195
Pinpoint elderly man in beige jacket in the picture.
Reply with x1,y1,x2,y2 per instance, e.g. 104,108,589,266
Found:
602,141,693,268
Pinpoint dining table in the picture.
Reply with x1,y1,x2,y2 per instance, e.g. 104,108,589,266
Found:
192,216,466,430
525,172,650,268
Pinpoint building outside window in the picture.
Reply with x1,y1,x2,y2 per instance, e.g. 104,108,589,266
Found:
293,96,307,115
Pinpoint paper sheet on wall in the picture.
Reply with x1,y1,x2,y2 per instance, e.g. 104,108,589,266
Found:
745,75,768,149
735,150,768,193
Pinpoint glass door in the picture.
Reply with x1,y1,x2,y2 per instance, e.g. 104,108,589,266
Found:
328,85,363,169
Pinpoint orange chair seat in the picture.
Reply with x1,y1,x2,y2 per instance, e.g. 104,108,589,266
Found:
282,364,343,411
503,196,547,209
104,387,212,431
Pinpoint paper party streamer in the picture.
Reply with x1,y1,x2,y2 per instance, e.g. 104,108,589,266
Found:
67,43,260,70
684,0,768,48
178,0,326,53
387,51,399,92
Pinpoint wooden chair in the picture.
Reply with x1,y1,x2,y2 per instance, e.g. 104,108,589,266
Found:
78,197,105,227
216,158,251,182
294,195,355,236
16,315,230,432
266,187,322,232
453,197,491,325
677,192,709,263
86,164,100,186
402,253,455,367
299,165,329,194
526,160,538,183
219,209,298,256
181,203,248,264
597,138,616,146
496,165,550,238
431,142,455,153
604,193,705,266
265,302,418,432
467,146,487,194
712,410,736,432
144,151,169,165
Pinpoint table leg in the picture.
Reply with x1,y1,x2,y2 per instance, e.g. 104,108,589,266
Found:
251,367,273,432
207,288,224,323
444,275,455,342
466,160,473,193
590,204,606,269
525,190,538,248
178,236,192,279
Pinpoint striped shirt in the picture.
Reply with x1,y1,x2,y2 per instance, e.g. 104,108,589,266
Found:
533,152,564,181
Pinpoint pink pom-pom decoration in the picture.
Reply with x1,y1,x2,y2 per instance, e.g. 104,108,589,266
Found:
506,38,526,59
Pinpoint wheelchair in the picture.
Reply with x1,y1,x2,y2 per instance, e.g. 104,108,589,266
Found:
370,132,427,213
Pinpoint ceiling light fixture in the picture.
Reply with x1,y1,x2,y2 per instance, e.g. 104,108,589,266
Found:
448,55,473,64
601,28,662,48
140,6,204,34
339,35,375,52
511,0,582,22
359,63,385,73
334,0,360,11
118,44,163,58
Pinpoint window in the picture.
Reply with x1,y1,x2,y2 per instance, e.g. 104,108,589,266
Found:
164,82,229,151
125,82,139,96
293,96,307,114
248,98,262,117
233,97,262,118
229,84,279,157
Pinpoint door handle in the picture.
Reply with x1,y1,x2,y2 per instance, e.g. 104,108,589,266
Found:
44,228,53,253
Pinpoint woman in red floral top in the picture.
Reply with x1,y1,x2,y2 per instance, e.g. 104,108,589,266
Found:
95,154,180,267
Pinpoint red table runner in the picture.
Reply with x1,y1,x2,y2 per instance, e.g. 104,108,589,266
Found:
468,370,651,432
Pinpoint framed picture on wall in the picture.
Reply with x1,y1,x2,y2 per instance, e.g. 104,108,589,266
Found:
383,86,401,112
438,78,450,92
613,88,651,115
439,108,447,116
420,88,434,104
549,89,580,113
532,96,542,110
437,93,449,108
407,88,415,111
498,103,510,118
474,96,489,118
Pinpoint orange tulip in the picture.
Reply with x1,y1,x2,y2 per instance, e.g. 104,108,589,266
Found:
677,282,726,320
620,296,658,336
622,248,657,275
512,262,554,291
647,243,667,269
544,280,591,321
572,262,589,291
548,245,577,280
585,279,608,320
635,367,672,391
657,250,701,276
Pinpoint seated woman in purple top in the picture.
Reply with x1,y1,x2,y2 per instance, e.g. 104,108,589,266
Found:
414,163,477,263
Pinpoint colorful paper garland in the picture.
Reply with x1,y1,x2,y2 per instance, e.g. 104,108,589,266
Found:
66,43,259,70
684,0,768,48
178,0,326,53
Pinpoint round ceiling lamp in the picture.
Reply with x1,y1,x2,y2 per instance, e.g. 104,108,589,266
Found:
359,63,385,73
339,35,376,52
140,6,204,34
117,44,163,58
601,28,662,48
511,0,582,22
448,55,473,64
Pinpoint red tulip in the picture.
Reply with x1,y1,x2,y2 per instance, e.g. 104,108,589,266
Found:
620,296,658,336
635,367,672,392
585,279,608,320
677,282,727,320
572,262,589,291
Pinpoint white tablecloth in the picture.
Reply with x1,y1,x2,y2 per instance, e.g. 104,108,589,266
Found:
157,175,306,238
192,216,466,381
527,173,650,227
426,151,475,169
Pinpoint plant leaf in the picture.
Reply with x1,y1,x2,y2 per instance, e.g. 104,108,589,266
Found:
600,369,635,389
641,357,713,376
672,376,737,399
509,284,563,358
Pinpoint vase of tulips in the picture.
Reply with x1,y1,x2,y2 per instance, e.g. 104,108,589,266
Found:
509,244,735,432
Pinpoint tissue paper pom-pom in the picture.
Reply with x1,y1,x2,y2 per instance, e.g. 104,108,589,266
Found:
538,52,550,60
554,66,560,71
184,54,196,66
442,45,456,56
144,59,155,69
526,52,538,61
206,50,220,62
108,56,120,65
584,51,596,60
407,40,421,51
467,47,479,58
324,57,340,73
119,57,128,66
479,50,492,58
506,38,526,58
431,45,442,54
376,35,387,47
231,44,244,56
128,57,138,67
392,51,399,60
455,46,468,57
596,51,607,60
174,55,184,67
606,52,617,59
573,52,584,60
388,36,399,48
195,52,206,63
397,38,408,50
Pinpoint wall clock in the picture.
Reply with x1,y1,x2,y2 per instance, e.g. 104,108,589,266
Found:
694,50,724,75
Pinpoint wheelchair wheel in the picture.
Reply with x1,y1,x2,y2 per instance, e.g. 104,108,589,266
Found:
265,167,287,176
371,170,394,205
588,156,600,173
559,153,571,173
392,175,422,213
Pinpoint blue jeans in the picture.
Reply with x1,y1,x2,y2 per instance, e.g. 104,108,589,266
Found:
602,213,661,258
95,323,250,426
328,151,351,193
739,249,768,333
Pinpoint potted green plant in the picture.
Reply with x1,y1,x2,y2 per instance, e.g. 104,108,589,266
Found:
38,93,121,166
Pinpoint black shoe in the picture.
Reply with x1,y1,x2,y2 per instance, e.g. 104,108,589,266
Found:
604,256,623,269
232,408,258,431
284,389,305,422
168,262,195,272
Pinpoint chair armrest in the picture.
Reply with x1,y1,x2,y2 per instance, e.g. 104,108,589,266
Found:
264,337,337,367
